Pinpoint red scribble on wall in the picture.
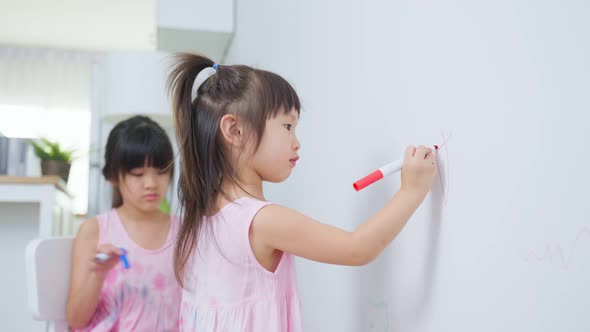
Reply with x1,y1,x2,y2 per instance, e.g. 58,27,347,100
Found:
435,131,452,206
525,226,590,271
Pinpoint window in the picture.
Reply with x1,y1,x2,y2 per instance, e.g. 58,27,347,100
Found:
0,105,90,214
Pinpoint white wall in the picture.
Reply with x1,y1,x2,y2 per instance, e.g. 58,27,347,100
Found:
226,0,590,331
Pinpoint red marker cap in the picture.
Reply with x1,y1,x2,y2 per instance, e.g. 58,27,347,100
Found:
353,170,384,191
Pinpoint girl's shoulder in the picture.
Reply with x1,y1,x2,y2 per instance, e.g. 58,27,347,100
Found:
75,216,100,242
75,209,116,242
234,196,273,210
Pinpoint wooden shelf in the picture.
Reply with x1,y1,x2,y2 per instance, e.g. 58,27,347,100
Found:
0,176,71,197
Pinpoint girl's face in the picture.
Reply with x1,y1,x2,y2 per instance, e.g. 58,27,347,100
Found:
116,164,171,212
251,108,301,183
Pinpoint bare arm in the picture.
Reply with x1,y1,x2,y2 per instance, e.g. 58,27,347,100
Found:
251,145,437,266
66,218,122,328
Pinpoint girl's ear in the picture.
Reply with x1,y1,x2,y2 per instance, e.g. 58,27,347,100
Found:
219,114,245,148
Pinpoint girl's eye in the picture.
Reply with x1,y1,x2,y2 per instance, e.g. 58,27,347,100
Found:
284,124,292,131
130,172,143,177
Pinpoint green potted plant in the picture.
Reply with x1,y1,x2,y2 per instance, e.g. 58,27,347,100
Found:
30,137,76,182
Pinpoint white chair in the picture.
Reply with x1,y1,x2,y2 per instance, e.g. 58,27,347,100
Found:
25,237,75,332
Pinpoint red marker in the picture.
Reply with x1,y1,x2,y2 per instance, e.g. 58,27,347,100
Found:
353,145,438,191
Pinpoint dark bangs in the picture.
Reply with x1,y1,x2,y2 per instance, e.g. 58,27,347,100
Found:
114,127,173,174
255,69,301,119
103,116,174,181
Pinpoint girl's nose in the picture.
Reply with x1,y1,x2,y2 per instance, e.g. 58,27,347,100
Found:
144,174,157,188
293,137,301,151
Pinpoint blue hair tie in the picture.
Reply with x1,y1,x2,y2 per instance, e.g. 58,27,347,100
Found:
213,63,219,70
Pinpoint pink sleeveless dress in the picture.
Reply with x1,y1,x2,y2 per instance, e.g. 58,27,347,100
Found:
180,197,303,332
73,209,182,332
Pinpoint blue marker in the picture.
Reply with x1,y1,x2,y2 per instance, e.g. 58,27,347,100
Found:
119,248,131,269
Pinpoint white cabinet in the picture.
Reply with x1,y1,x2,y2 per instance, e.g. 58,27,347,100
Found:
158,0,233,33
0,0,234,60
0,176,74,236
157,0,234,61
0,0,157,51
0,176,74,332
